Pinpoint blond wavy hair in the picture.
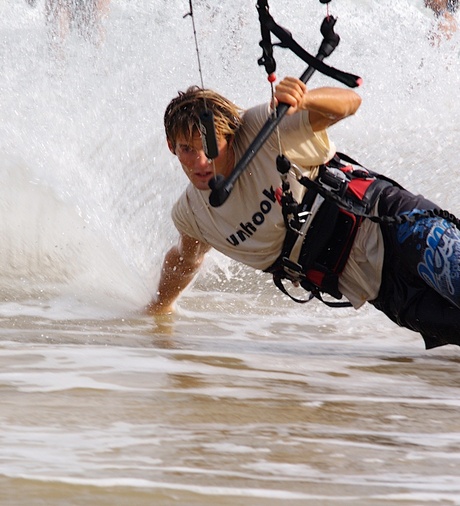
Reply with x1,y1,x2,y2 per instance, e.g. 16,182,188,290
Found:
164,86,243,148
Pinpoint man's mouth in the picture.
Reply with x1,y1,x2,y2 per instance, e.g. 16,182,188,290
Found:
195,171,213,179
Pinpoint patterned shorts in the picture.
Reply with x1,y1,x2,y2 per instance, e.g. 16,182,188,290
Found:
371,185,460,348
397,213,460,309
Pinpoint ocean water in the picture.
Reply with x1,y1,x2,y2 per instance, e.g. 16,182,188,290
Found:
1,0,460,504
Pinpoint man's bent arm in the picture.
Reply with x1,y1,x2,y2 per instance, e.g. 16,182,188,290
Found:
303,87,362,131
147,233,211,314
274,77,362,132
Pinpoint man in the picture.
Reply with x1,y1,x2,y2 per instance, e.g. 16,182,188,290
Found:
148,77,460,349
45,0,111,46
425,0,458,40
425,0,459,16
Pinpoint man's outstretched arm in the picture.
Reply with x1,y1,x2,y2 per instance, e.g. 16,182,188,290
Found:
147,233,211,315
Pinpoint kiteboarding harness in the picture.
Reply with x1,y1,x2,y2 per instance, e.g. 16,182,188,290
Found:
265,154,395,307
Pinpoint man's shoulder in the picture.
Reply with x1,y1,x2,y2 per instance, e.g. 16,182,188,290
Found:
172,185,208,243
241,103,270,129
172,185,193,218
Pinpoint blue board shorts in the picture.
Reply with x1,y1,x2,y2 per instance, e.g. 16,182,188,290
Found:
370,185,460,349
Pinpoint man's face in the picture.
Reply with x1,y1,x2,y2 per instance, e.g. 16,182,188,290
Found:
169,133,234,191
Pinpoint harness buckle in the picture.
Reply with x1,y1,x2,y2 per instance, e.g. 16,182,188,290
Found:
287,211,312,234
281,257,306,282
318,166,348,197
297,210,311,222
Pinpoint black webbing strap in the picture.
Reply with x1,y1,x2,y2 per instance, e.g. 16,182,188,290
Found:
273,274,353,307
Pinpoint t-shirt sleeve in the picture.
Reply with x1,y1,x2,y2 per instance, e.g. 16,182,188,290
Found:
241,104,336,168
171,190,208,243
280,110,336,168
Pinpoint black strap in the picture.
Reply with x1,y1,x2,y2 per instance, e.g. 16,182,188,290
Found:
273,275,352,307
273,275,315,304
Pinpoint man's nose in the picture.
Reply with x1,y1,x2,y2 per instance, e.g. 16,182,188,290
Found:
194,150,210,166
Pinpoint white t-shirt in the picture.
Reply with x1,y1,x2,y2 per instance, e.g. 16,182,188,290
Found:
172,103,383,308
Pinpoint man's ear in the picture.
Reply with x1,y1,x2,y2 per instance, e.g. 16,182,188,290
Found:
167,139,175,155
